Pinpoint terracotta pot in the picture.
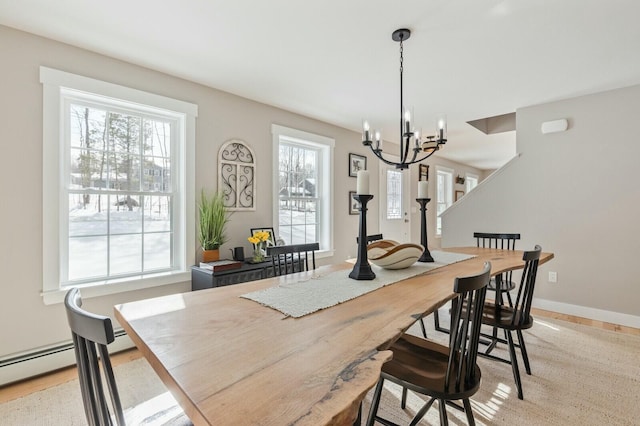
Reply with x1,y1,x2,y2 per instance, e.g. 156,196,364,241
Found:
202,249,220,263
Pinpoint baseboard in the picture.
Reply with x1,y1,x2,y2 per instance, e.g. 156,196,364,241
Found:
0,331,134,387
533,298,640,329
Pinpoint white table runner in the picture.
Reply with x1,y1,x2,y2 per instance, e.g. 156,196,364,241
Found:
240,250,475,318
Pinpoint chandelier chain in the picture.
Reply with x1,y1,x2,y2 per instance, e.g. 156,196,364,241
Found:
399,39,404,74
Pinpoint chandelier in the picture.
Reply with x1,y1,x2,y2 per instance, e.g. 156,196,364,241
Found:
361,28,447,170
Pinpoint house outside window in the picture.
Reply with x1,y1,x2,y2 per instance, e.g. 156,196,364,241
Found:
40,67,197,304
272,125,334,256
436,166,454,236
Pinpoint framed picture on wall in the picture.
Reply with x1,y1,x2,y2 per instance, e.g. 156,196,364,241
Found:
348,191,360,215
455,190,465,202
349,153,367,177
419,164,429,181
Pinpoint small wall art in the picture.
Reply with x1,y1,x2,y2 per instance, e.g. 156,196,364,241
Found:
348,191,360,215
349,153,367,177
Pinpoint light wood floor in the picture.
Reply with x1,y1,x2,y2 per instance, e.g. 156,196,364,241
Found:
0,307,637,404
0,348,143,404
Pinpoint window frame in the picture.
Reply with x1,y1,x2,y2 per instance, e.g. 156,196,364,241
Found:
385,169,403,220
272,124,334,258
40,67,197,304
465,172,479,193
435,165,454,236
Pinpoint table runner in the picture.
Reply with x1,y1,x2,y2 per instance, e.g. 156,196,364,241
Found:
240,250,475,318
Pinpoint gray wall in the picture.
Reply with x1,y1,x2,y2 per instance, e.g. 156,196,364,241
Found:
442,84,640,326
0,25,379,358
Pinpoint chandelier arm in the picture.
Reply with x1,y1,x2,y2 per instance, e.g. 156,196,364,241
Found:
366,145,438,169
408,146,420,164
371,149,401,166
402,135,411,164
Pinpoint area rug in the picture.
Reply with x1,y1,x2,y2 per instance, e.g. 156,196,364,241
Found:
1,316,639,425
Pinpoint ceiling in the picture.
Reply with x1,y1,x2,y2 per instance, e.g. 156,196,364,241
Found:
2,0,640,170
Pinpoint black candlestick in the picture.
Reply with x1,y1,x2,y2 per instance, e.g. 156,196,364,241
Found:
416,198,434,262
349,194,376,280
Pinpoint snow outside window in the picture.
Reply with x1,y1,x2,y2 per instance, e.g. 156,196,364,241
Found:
40,67,197,303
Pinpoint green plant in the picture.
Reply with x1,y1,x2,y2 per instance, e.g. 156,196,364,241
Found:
198,190,229,250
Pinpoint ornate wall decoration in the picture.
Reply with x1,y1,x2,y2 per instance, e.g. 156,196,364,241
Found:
218,139,255,211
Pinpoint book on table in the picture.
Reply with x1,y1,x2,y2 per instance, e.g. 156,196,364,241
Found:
199,259,243,272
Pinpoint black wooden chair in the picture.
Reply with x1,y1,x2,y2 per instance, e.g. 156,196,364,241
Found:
64,288,191,425
268,242,319,276
478,245,541,400
431,232,520,335
366,262,491,426
356,234,384,244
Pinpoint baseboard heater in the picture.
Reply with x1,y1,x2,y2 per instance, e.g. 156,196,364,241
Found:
0,329,133,387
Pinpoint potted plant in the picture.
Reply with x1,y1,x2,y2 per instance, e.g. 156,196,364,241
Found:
198,190,230,262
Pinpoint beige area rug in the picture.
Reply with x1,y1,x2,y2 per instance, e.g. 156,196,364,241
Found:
362,315,640,425
1,316,639,425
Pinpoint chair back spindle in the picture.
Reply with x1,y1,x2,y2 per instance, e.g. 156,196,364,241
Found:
474,232,520,250
268,243,319,276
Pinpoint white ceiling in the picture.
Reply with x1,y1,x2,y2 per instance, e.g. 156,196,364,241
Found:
2,0,640,170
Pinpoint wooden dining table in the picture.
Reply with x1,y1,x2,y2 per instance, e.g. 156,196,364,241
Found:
114,247,554,425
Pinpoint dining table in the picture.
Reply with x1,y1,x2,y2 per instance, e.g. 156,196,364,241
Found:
114,246,554,425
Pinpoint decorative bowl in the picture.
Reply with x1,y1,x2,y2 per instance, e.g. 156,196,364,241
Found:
366,240,424,269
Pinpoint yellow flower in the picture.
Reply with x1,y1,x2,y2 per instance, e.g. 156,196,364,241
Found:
248,236,259,244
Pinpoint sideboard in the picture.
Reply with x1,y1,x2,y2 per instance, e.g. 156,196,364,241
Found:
191,260,275,290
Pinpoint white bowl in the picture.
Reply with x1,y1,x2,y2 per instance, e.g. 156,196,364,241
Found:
367,240,424,269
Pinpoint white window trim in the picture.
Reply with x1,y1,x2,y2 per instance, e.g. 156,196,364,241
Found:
435,165,454,237
40,67,197,304
271,124,334,259
465,172,479,193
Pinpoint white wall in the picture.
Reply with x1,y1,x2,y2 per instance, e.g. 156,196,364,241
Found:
442,84,640,326
0,25,378,359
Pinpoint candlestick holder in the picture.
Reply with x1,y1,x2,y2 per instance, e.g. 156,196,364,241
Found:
416,198,434,262
349,194,376,280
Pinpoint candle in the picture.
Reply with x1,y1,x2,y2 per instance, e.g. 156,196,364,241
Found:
404,110,411,134
356,170,370,195
418,180,428,199
374,131,381,150
363,121,370,142
436,115,447,141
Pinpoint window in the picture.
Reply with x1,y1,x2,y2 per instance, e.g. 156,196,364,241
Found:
466,173,479,193
436,166,454,236
41,67,197,304
386,170,403,220
272,125,333,256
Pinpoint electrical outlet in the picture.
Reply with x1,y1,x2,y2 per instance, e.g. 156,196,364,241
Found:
548,271,557,283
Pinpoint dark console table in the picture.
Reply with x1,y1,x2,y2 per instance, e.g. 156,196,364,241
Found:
191,259,275,291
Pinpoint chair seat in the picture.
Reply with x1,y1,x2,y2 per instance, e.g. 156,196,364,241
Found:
382,334,482,401
481,302,534,330
487,277,516,292
123,391,192,425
